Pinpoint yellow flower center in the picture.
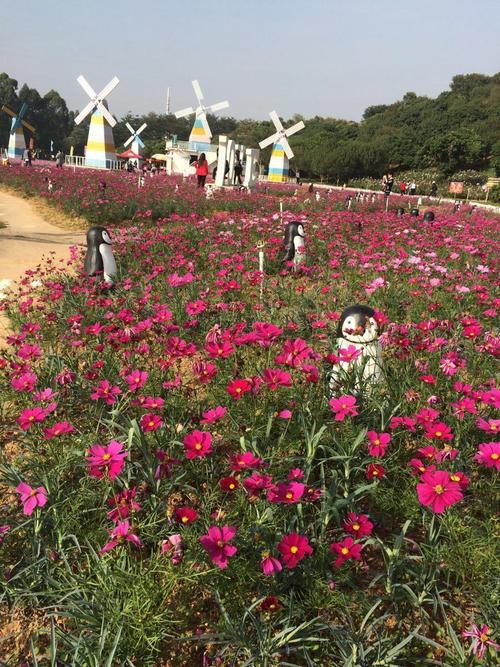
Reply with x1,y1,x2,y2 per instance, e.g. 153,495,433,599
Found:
216,540,225,548
194,443,202,450
148,421,155,427
102,453,111,461
341,403,347,409
290,546,299,554
435,431,442,437
374,439,380,445
181,516,188,523
341,547,349,555
491,424,497,430
352,523,360,531
372,470,379,476
480,633,489,642
434,484,444,494
285,492,293,499
450,475,460,481
491,453,499,460
269,604,276,609
235,387,242,393
229,483,235,489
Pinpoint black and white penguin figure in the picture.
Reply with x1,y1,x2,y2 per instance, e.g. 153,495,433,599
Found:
283,220,306,268
84,226,117,286
329,304,383,392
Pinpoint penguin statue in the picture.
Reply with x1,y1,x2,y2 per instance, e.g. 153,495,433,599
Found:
283,221,306,269
423,211,435,222
205,184,214,199
329,304,383,393
396,207,405,217
84,226,117,286
410,208,419,217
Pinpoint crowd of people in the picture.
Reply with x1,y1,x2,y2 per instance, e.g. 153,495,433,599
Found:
382,174,438,198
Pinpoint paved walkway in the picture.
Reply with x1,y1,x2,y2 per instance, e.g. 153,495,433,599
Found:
0,190,85,343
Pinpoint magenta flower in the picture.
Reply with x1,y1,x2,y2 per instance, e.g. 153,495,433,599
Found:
416,470,463,513
124,369,149,392
200,405,227,424
337,345,362,363
17,406,47,430
330,536,363,568
90,379,122,405
462,624,499,660
43,421,75,439
100,520,141,554
161,533,183,564
140,413,163,432
86,440,128,480
474,442,500,471
277,533,313,569
366,431,390,457
329,395,359,421
476,418,500,434
267,481,305,504
183,430,212,459
343,512,374,538
107,488,141,522
16,482,48,515
229,451,266,471
243,472,274,496
11,372,37,392
261,552,283,576
199,525,237,569
261,368,292,390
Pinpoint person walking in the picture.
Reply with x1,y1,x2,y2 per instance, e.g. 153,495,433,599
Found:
399,179,407,195
387,173,394,192
194,152,209,188
56,150,64,168
295,169,301,185
409,179,417,196
429,181,438,197
233,158,243,185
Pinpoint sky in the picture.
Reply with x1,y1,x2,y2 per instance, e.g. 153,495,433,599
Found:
1,0,499,122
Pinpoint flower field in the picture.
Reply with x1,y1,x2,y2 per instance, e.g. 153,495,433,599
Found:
0,165,499,666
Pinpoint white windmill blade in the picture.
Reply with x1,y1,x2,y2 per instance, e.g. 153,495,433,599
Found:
77,75,96,99
74,100,96,125
207,100,229,113
175,106,194,119
97,76,120,102
125,122,135,134
192,79,204,102
285,120,305,137
99,104,117,127
281,137,294,160
136,122,147,135
259,132,279,150
124,135,134,147
269,110,284,132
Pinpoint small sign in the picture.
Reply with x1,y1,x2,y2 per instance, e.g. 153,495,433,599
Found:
449,181,464,194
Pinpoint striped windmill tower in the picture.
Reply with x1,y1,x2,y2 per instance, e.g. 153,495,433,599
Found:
259,111,305,182
74,75,119,169
174,80,229,151
1,103,36,159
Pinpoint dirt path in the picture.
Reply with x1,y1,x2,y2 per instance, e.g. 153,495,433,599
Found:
0,190,85,343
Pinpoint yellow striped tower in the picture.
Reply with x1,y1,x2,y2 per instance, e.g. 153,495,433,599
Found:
85,104,117,169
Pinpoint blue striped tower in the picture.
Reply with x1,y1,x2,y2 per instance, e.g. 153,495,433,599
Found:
84,106,117,169
268,143,288,182
8,120,26,159
188,115,211,152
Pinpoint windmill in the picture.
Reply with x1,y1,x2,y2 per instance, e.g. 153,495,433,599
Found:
74,75,119,169
1,103,36,159
124,121,147,159
174,79,229,150
259,111,305,182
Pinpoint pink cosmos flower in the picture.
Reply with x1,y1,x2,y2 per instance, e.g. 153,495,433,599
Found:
161,533,183,564
17,406,48,430
275,338,313,368
11,372,37,392
366,431,390,457
205,340,235,358
474,442,500,471
140,413,163,432
343,512,374,538
243,472,274,496
200,406,227,424
424,422,453,441
199,525,237,569
100,520,141,554
16,482,48,515
261,552,283,576
277,409,292,419
366,463,385,479
416,470,463,513
125,369,148,392
226,378,252,400
86,440,128,480
329,395,359,421
0,525,10,543
337,346,362,363
277,533,313,569
43,421,75,439
261,368,292,390
107,488,141,522
229,451,266,471
462,624,499,660
253,321,283,347
476,418,499,434
174,506,199,524
330,536,363,567
183,430,212,459
267,481,305,504
90,380,122,405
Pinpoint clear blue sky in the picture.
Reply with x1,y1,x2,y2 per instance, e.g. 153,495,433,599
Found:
1,0,499,121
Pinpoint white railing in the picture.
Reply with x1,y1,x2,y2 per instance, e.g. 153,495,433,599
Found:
64,155,123,170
